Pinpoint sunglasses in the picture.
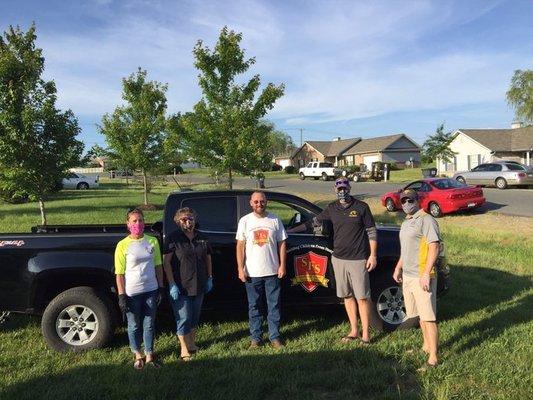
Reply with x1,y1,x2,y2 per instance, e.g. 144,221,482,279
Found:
253,200,266,204
179,216,195,222
335,180,350,187
401,198,416,204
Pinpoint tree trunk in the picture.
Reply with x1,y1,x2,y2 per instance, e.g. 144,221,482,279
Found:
142,169,148,205
228,168,233,190
39,199,47,226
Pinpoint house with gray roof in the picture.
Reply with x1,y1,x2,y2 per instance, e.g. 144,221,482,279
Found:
436,125,533,175
342,134,421,170
291,137,360,168
287,134,421,169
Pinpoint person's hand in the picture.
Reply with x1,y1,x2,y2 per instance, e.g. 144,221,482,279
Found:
238,268,248,283
156,288,164,306
419,273,431,292
392,268,402,283
169,282,180,301
366,255,377,271
205,276,214,293
277,265,286,279
118,294,128,314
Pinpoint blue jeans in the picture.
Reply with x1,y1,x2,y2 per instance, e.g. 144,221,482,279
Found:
126,289,158,354
171,293,204,335
245,275,281,342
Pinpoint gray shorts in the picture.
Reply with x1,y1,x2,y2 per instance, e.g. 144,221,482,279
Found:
331,256,370,300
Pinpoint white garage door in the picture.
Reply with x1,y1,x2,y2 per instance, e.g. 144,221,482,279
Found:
363,155,380,170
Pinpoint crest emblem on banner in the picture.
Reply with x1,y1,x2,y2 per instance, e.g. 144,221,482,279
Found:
252,229,269,247
291,251,329,293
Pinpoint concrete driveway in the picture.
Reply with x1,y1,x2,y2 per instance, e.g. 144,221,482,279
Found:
179,174,533,217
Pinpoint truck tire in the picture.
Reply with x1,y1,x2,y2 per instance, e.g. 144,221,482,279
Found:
352,174,360,182
370,276,417,332
299,173,305,180
42,286,115,352
321,172,329,181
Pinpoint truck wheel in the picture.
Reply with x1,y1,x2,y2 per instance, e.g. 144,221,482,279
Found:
352,175,360,182
455,176,465,184
76,182,89,190
371,280,409,332
42,286,115,352
299,173,305,180
321,172,329,181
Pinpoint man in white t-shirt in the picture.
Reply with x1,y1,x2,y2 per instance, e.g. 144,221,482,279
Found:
236,191,288,349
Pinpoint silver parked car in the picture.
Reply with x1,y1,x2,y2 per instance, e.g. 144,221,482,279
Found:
62,173,99,190
452,163,533,189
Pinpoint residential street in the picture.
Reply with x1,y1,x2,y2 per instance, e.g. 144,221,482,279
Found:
176,173,533,217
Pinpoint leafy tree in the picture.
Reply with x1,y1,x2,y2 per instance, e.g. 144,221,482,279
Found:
181,27,285,188
264,122,296,156
0,25,83,223
506,69,533,125
99,68,168,205
422,123,456,164
82,144,108,167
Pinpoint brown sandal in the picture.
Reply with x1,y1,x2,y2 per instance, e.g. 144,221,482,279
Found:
134,357,145,370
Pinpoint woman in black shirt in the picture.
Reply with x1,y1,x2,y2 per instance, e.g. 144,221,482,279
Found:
163,207,213,361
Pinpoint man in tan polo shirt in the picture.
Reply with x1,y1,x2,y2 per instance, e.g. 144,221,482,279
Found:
393,189,441,369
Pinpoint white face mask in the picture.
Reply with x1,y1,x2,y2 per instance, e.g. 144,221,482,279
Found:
401,200,420,215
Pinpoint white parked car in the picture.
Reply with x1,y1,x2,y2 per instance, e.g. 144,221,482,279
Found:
299,162,342,181
62,173,99,190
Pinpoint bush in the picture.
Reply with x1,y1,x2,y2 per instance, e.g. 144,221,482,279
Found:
388,163,401,171
343,165,360,174
271,163,283,171
284,166,296,174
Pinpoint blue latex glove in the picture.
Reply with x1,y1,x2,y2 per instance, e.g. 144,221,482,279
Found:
169,282,180,301
205,276,214,294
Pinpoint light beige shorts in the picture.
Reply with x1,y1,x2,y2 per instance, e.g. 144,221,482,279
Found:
331,256,370,300
402,276,437,322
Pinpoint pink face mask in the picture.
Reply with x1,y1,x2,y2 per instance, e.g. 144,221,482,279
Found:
128,222,145,236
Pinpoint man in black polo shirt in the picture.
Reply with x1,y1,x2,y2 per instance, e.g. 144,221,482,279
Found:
315,176,377,344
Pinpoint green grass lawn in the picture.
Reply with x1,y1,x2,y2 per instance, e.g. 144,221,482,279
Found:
388,164,436,183
0,186,532,399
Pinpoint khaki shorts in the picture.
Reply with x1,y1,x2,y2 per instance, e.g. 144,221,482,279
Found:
331,256,370,300
402,276,437,322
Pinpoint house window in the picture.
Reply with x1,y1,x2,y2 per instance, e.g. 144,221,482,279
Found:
444,156,457,171
346,155,354,166
468,154,481,170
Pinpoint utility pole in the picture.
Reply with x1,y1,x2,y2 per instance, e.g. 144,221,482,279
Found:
299,128,304,147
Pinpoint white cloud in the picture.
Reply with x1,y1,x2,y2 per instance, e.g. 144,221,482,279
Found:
25,0,528,132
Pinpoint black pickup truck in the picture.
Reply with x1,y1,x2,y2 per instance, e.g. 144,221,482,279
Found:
0,190,449,351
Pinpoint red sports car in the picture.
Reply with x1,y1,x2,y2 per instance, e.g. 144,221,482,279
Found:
381,178,486,217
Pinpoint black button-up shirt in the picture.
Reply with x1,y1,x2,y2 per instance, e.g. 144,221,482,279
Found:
164,230,212,296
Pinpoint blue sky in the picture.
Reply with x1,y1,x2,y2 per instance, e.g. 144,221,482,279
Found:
2,0,532,149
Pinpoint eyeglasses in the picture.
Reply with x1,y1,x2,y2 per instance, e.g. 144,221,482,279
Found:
253,200,266,204
401,198,416,204
179,217,194,222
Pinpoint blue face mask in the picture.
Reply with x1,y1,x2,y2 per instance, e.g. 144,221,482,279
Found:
337,188,350,201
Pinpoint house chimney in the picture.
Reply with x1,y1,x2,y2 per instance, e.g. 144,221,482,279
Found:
511,121,524,129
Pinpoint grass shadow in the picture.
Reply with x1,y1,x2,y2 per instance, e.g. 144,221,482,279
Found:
443,291,532,352
0,349,421,400
439,265,530,321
